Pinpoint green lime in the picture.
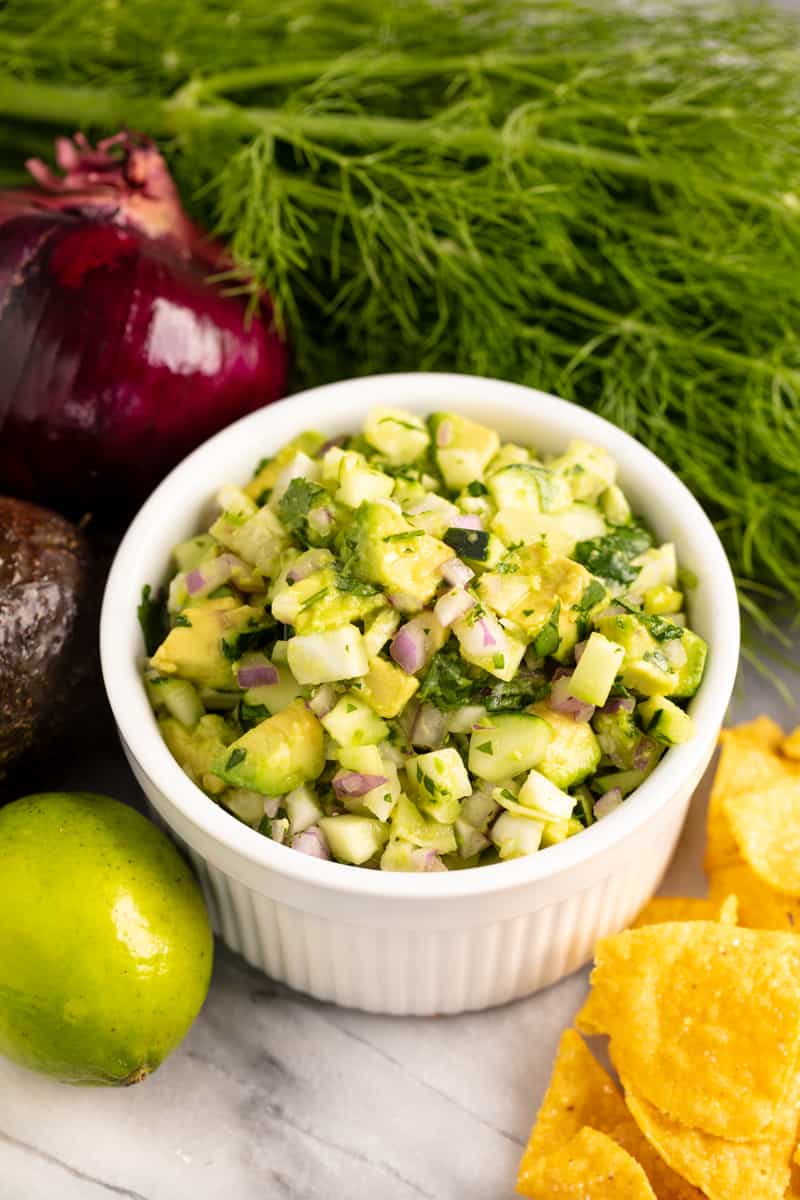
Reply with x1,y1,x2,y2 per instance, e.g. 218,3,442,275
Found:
0,792,213,1085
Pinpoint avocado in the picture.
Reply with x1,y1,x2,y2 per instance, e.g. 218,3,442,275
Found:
0,497,100,782
150,600,264,690
594,612,680,697
592,706,641,769
341,502,453,606
214,699,325,795
159,713,236,796
352,655,420,718
429,412,500,490
531,702,602,788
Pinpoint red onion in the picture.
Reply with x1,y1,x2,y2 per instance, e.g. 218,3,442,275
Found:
633,736,659,771
390,611,445,673
440,557,474,588
410,848,447,872
262,796,283,819
602,696,636,715
436,420,453,447
479,618,496,648
332,771,389,798
286,548,331,583
663,638,688,668
411,704,447,749
449,513,484,531
291,826,330,858
236,661,280,689
550,674,595,722
593,788,623,820
184,553,236,597
434,587,475,628
0,133,288,517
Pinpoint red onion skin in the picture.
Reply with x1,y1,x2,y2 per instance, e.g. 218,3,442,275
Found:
0,135,288,518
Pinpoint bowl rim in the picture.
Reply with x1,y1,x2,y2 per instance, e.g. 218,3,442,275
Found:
101,371,739,900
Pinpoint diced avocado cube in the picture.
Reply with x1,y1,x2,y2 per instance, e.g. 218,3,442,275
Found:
364,407,430,465
159,713,236,796
644,585,684,615
479,544,593,656
490,811,543,860
600,484,632,526
405,493,461,538
389,793,457,854
322,692,389,746
568,633,625,707
487,463,572,514
342,502,453,606
319,815,389,865
244,432,325,501
454,818,490,859
491,503,606,558
592,706,641,770
353,655,420,718
150,600,262,690
550,439,617,503
530,702,602,789
214,700,325,795
407,747,471,824
670,628,708,699
430,412,500,490
468,712,552,783
287,624,369,684
638,696,694,745
243,664,304,716
517,769,575,820
594,613,679,697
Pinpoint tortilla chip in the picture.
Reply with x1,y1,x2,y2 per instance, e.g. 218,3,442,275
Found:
624,1083,797,1200
708,863,800,933
784,727,800,762
631,894,737,929
518,1126,656,1199
575,922,800,1140
518,1030,702,1199
724,779,800,897
705,719,786,874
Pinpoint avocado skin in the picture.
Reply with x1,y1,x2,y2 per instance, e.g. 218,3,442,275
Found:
0,496,98,780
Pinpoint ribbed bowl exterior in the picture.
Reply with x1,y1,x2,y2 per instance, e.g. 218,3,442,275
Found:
129,744,700,1015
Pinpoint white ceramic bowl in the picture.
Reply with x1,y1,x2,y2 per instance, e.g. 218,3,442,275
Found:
101,373,739,1015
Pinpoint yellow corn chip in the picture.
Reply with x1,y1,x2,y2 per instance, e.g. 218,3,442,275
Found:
575,922,800,1140
708,863,800,933
631,894,737,929
784,727,800,761
624,1082,798,1200
724,779,800,897
705,718,786,874
518,1126,656,1199
518,1030,702,1199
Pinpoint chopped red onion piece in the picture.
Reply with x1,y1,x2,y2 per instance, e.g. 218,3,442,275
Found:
434,587,475,628
602,696,636,715
550,674,595,722
436,420,453,447
287,548,330,583
263,796,283,819
332,771,389,798
440,557,474,588
633,736,658,771
390,623,427,673
478,617,496,647
411,704,447,749
236,663,280,688
450,512,483,531
307,506,334,535
317,434,347,457
184,553,234,597
291,826,330,858
411,847,447,872
593,789,623,820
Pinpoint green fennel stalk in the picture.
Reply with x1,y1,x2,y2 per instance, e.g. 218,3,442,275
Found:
1,0,800,625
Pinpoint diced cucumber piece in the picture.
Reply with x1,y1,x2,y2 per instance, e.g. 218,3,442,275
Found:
460,788,500,830
212,503,287,575
267,451,321,509
568,632,624,707
364,407,429,465
380,839,446,872
487,463,571,514
670,629,708,699
630,543,677,593
319,815,389,865
468,713,552,783
287,624,369,684
550,440,617,503
517,769,575,820
285,785,324,835
222,788,265,827
362,606,401,658
491,503,606,557
322,692,389,746
407,747,471,824
159,678,204,727
530,703,601,789
638,696,694,745
244,664,304,716
336,456,395,507
390,793,457,854
430,412,500,490
454,818,491,858
445,705,487,735
591,767,650,797
490,811,544,860
600,485,631,526
541,817,583,847
644,585,684,615
173,534,218,572
216,483,258,520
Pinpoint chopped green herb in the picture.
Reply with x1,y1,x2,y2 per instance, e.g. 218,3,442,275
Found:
383,530,425,542
239,701,270,730
573,526,652,585
138,584,169,655
278,478,331,547
573,579,606,614
533,600,561,657
492,653,505,669
226,748,247,770
299,586,330,612
221,625,274,660
173,613,192,629
477,741,494,754
466,481,488,497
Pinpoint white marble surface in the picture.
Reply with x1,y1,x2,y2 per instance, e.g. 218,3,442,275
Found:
1,650,797,1200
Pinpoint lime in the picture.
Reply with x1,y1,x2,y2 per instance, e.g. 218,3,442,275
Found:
0,792,213,1085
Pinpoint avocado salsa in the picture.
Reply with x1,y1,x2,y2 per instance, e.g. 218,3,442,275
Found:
140,408,707,871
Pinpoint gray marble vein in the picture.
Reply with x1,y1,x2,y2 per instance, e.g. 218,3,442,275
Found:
0,642,797,1199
